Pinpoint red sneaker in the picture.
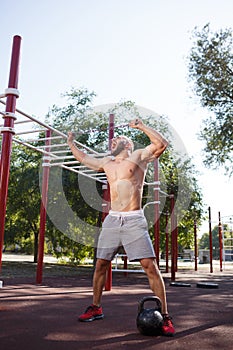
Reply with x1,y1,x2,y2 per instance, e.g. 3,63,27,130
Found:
78,304,104,322
162,314,175,336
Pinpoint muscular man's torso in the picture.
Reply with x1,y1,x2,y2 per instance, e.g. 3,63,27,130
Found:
103,153,147,211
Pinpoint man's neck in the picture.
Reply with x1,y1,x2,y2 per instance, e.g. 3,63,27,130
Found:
111,150,130,159
112,151,130,161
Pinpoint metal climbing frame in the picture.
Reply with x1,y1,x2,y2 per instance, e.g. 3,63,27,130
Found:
0,36,174,285
0,98,170,282
0,97,112,283
0,37,110,281
0,100,109,183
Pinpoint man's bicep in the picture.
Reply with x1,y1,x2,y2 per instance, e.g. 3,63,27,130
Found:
82,155,105,171
141,144,165,162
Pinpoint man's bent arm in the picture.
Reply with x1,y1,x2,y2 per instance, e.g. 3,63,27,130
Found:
129,119,168,159
67,132,104,171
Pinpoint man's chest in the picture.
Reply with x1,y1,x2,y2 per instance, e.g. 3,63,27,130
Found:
104,160,143,181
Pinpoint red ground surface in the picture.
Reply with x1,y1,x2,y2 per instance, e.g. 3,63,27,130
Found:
0,268,232,350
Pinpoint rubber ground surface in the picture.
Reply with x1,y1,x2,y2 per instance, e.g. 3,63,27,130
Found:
0,267,232,350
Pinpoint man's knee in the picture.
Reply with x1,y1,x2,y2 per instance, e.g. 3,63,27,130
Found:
140,258,159,275
95,259,111,273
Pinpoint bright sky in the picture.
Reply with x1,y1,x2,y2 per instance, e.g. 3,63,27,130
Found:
1,0,232,233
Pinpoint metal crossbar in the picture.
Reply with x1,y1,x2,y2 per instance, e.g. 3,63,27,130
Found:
0,99,108,184
0,100,166,191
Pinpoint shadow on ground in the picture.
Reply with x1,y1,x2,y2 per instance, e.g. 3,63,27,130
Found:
0,262,232,350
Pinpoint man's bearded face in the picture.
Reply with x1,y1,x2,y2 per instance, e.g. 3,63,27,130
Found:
111,137,128,156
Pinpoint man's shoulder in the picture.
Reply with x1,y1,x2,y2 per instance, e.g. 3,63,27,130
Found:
130,148,143,159
101,155,114,166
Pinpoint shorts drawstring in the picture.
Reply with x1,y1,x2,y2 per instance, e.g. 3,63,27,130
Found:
109,212,143,227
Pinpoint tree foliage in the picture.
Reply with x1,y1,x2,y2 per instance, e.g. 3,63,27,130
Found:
5,145,42,262
188,23,233,175
199,223,231,259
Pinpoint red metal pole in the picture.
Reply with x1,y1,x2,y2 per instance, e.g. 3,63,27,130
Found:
208,206,213,273
108,113,114,150
165,212,169,273
218,211,223,272
0,36,21,267
174,214,178,272
104,113,114,291
153,158,160,267
102,183,111,290
170,194,176,281
36,130,51,284
194,219,198,271
123,255,128,276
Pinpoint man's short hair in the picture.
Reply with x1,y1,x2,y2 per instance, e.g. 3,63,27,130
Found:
120,136,134,151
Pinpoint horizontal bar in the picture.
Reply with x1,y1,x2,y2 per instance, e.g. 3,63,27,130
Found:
112,269,144,273
50,155,75,160
159,189,170,196
56,163,106,184
14,119,34,124
39,143,69,149
50,149,71,154
144,181,160,185
50,161,81,166
0,99,99,155
23,135,63,143
16,128,47,135
12,138,58,158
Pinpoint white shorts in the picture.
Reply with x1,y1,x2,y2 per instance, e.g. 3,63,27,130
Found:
97,210,156,261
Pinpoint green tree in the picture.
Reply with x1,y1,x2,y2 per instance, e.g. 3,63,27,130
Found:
163,156,203,251
5,144,42,262
199,224,230,259
188,23,233,175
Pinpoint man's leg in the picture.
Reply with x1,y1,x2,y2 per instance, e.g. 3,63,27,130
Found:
93,258,111,306
140,257,175,336
78,258,110,322
140,257,167,314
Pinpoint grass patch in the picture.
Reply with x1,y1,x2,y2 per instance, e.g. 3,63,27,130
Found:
1,261,94,279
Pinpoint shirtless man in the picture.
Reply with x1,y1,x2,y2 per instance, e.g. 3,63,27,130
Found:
67,119,175,336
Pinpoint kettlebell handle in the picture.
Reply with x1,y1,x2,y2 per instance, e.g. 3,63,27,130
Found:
138,296,162,314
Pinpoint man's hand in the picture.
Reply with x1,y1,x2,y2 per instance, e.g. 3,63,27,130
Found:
129,118,143,129
67,131,75,146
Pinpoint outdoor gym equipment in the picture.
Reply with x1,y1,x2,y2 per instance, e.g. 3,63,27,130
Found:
0,37,167,286
136,296,163,336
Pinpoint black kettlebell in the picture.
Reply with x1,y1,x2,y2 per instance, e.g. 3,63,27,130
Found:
136,296,163,336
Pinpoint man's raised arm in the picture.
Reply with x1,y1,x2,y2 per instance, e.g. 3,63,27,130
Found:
129,119,168,160
67,132,105,171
